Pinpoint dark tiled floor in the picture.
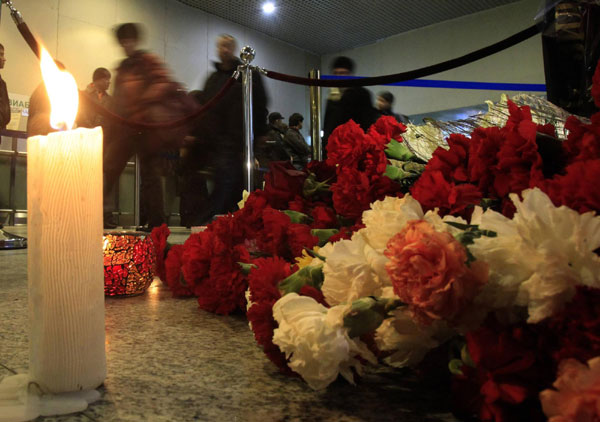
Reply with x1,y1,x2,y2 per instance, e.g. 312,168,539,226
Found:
0,226,458,422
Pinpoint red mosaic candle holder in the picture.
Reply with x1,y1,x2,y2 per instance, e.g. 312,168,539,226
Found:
103,232,156,297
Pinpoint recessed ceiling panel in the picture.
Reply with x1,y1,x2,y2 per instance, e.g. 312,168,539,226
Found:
175,0,522,54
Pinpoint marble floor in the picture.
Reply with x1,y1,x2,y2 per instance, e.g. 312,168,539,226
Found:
0,226,458,422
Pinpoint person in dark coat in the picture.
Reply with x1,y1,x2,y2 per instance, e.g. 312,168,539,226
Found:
79,67,113,130
179,90,213,227
322,56,379,159
376,91,409,124
103,23,194,229
198,34,268,216
0,44,11,130
283,113,310,170
255,111,289,164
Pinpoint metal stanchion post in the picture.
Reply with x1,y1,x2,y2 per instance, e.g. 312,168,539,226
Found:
134,154,140,227
308,69,322,161
240,46,255,193
0,2,27,249
2,1,24,25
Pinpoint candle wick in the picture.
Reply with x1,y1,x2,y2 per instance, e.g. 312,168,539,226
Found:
57,122,68,131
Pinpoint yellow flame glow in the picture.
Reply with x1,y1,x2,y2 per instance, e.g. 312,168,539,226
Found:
40,47,79,130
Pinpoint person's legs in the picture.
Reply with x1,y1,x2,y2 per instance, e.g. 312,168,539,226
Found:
209,150,244,217
138,150,166,229
103,129,135,228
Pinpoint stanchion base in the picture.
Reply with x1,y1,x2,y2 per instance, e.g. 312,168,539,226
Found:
0,228,27,249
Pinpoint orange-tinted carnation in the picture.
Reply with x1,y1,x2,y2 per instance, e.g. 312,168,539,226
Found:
384,220,487,325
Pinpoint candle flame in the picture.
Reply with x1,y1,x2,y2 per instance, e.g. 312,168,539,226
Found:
40,47,79,130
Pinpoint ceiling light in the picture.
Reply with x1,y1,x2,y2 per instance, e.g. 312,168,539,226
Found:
262,2,275,14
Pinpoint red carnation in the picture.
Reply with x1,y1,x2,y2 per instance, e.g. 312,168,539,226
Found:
256,207,292,257
539,159,600,214
452,321,553,422
150,224,170,282
411,170,482,217
561,115,600,164
306,160,337,184
247,302,293,374
248,257,293,305
492,127,544,199
328,222,365,243
286,223,318,258
540,286,600,365
196,244,250,314
286,195,309,213
369,174,404,202
247,257,296,374
207,213,247,246
263,161,307,209
427,134,470,183
363,143,388,176
326,119,368,169
368,114,406,141
298,285,328,306
233,191,269,239
164,244,193,297
468,126,503,192
310,206,338,229
331,167,373,221
182,231,250,314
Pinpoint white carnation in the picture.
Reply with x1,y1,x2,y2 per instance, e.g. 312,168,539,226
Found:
375,308,454,368
322,232,389,306
272,293,376,390
360,195,424,251
471,188,600,322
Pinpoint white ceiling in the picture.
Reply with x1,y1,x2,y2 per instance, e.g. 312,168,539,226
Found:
175,0,522,54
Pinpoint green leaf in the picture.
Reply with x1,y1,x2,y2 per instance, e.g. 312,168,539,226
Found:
384,160,425,182
448,359,464,376
446,222,497,265
384,164,404,181
385,139,416,161
303,172,331,198
278,265,324,295
283,210,312,224
238,262,257,275
460,344,475,368
304,247,327,262
480,198,500,210
311,228,339,246
343,296,404,338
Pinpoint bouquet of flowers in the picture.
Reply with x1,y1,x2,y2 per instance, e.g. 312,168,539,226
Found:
151,61,600,421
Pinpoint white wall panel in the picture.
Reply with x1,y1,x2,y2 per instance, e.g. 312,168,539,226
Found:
56,16,122,91
164,1,208,90
58,0,117,29
0,0,59,96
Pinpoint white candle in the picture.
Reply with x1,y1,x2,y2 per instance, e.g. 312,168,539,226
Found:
25,47,106,394
27,126,106,393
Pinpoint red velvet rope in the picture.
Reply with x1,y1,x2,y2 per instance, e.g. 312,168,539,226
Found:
16,22,236,130
264,24,542,87
80,77,236,130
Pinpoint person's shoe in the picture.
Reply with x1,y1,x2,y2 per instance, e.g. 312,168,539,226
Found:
104,214,118,230
104,221,118,229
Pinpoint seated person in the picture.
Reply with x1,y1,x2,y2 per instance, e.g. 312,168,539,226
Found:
283,113,310,170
